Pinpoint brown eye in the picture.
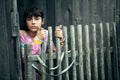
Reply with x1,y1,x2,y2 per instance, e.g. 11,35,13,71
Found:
26,17,32,21
35,17,41,20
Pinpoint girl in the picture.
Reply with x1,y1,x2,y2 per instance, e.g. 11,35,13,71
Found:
20,7,64,80
20,7,64,56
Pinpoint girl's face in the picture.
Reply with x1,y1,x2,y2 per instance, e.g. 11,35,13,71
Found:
26,16,44,32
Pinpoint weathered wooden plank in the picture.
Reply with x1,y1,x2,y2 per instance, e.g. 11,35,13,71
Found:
56,26,62,80
72,0,82,24
89,0,98,23
0,0,10,80
0,0,23,80
77,24,84,80
70,25,77,80
40,41,47,80
92,24,98,80
106,23,112,80
84,25,91,80
112,22,119,80
99,23,105,80
11,0,23,80
82,0,90,24
24,44,36,80
48,27,54,80
63,26,69,80
55,0,62,25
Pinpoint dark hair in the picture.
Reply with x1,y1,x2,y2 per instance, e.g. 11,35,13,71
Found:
21,7,44,31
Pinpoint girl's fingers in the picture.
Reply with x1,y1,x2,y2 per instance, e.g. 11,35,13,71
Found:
41,30,47,37
58,25,63,29
56,25,63,30
37,29,47,40
55,30,63,39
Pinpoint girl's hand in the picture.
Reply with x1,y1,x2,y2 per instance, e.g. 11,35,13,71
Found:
36,29,47,40
54,25,64,39
55,25,64,46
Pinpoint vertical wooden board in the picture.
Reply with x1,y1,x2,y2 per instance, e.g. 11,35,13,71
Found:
54,0,73,26
56,26,62,80
63,26,69,80
82,0,90,24
99,23,105,80
77,25,84,80
46,0,55,27
0,1,10,80
84,25,91,80
0,0,21,80
112,22,119,80
89,0,100,23
48,27,54,80
0,0,22,80
106,23,112,80
116,0,120,79
70,25,77,80
72,0,82,24
91,24,98,80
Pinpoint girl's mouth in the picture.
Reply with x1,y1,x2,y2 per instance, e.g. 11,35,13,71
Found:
31,26,38,28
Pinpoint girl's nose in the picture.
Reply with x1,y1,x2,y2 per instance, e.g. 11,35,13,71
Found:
32,18,35,23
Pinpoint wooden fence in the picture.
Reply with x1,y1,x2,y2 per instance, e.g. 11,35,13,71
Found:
23,22,119,80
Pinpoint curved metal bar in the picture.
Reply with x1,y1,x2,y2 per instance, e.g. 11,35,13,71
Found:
36,51,71,70
32,56,75,77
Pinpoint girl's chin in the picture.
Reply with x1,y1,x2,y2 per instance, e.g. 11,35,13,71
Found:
30,29,38,32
